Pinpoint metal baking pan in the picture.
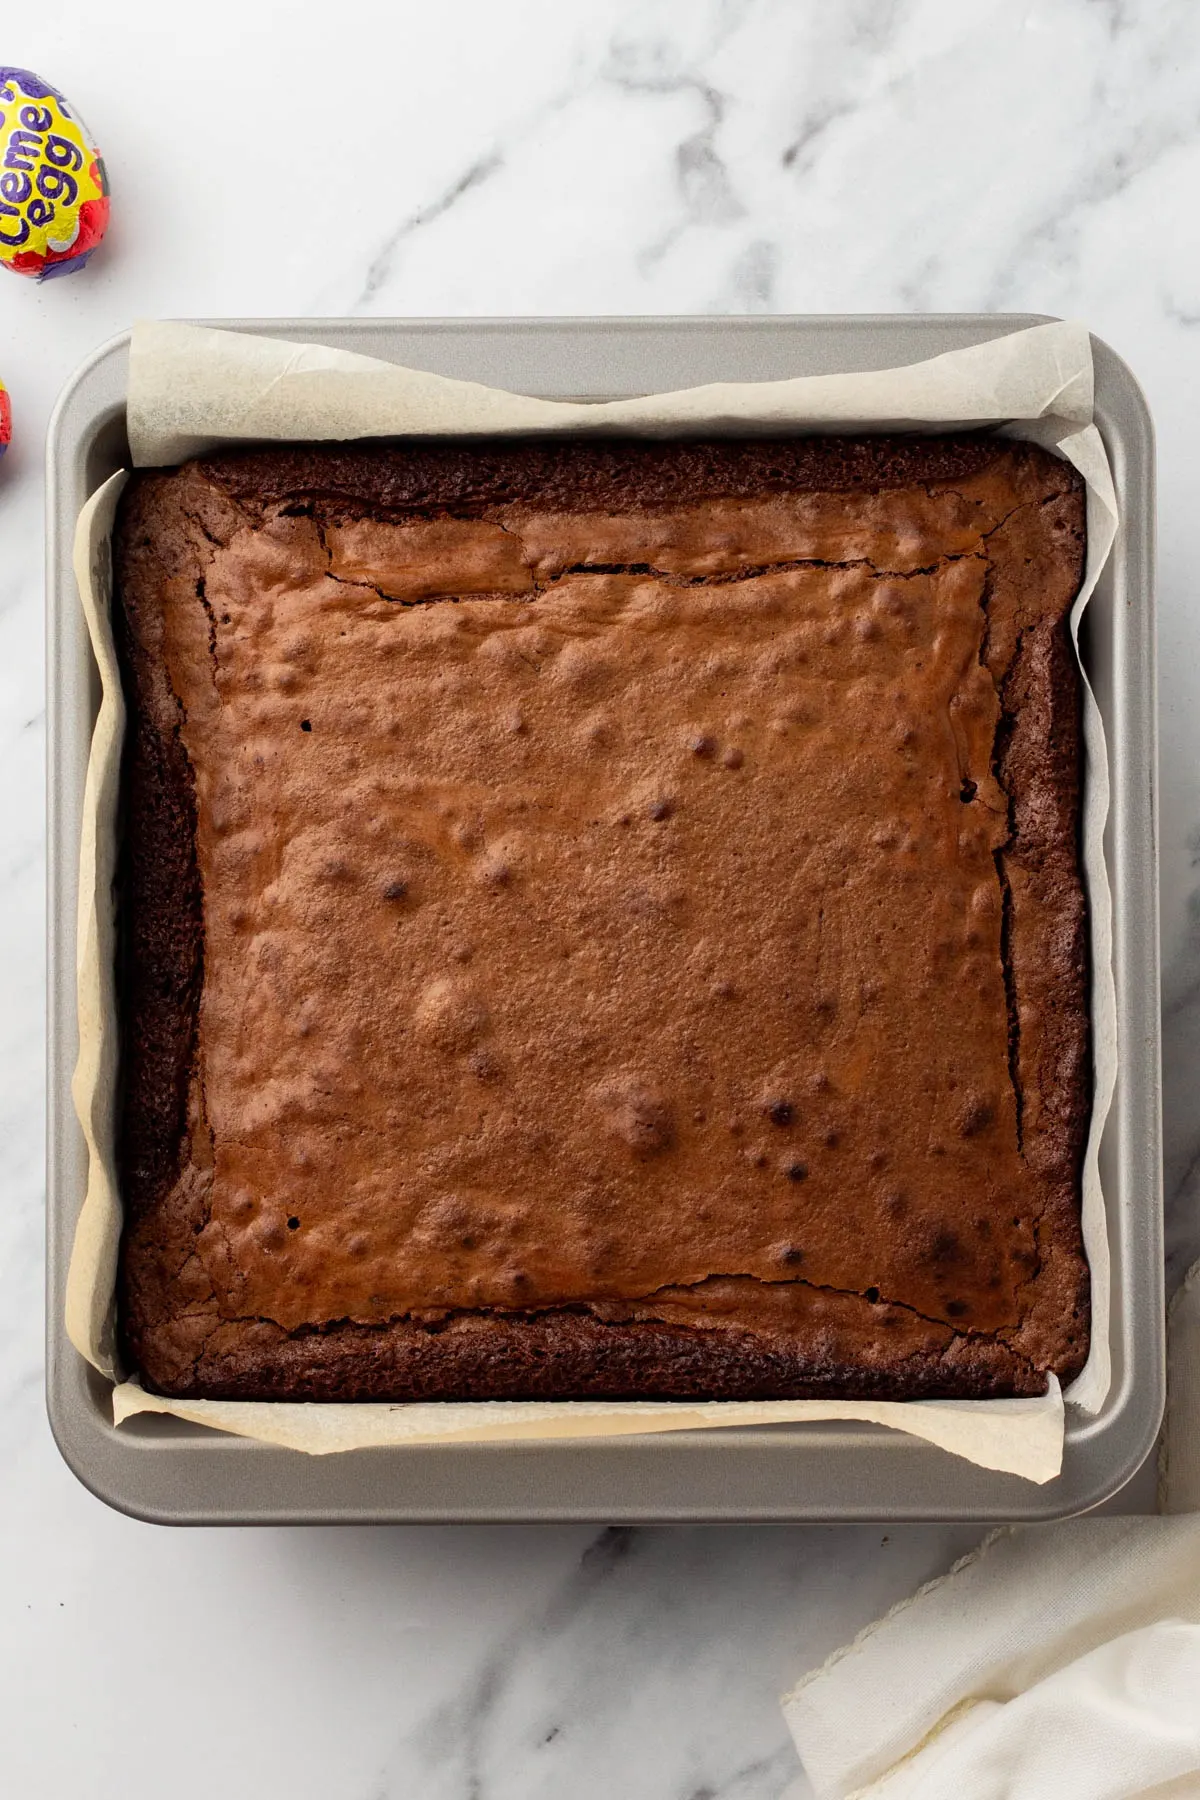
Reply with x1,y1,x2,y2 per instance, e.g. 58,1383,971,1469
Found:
46,316,1162,1523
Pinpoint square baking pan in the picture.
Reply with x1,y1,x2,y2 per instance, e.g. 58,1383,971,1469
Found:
46,315,1162,1524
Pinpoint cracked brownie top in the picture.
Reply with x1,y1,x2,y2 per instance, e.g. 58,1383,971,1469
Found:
113,435,1090,1402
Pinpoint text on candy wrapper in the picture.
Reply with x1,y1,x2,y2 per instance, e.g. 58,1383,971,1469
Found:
0,104,85,246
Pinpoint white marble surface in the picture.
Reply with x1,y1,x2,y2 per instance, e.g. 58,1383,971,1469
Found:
2,1,1197,1794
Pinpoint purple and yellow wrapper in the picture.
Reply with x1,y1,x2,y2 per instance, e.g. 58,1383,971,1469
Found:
0,67,108,279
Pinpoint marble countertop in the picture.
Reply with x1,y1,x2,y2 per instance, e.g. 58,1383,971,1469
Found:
3,3,1197,1795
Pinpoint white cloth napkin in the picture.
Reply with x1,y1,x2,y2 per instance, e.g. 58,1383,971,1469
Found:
781,1261,1200,1800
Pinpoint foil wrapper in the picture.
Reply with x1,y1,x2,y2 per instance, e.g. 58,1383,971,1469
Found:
0,67,108,280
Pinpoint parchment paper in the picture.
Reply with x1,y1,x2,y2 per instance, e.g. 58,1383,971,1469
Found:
68,319,1118,1481
65,472,128,1376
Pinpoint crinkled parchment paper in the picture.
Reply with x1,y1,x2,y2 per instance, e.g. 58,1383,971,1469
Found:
67,319,1118,1479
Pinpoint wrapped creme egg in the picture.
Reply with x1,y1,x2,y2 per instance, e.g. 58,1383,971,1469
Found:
0,378,9,455
0,67,108,279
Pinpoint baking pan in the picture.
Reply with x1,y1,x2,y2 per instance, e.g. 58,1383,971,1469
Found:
46,316,1162,1523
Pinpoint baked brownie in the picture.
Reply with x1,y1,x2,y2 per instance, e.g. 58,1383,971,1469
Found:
112,435,1090,1402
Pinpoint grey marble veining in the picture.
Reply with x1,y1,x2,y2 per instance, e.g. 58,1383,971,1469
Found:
1,2,1197,1795
366,1524,982,1800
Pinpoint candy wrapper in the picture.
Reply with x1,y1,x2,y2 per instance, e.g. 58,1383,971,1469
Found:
0,378,9,454
0,67,108,279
